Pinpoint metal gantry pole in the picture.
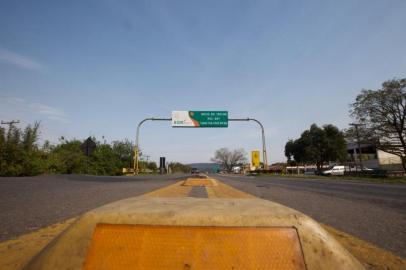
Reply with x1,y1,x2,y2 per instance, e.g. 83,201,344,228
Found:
229,118,268,170
134,116,269,175
134,117,172,175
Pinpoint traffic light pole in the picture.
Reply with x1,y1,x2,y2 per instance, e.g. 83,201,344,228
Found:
134,117,269,175
228,118,268,170
134,118,171,175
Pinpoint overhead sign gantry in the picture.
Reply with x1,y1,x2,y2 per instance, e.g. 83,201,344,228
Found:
172,111,228,128
134,111,268,174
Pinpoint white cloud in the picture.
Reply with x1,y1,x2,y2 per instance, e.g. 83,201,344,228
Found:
0,48,46,72
29,102,69,123
0,96,69,123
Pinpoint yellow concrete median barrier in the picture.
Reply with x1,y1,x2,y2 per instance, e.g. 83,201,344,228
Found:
23,196,365,270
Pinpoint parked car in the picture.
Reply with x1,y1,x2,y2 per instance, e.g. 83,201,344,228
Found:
345,165,375,173
191,168,200,174
321,165,345,176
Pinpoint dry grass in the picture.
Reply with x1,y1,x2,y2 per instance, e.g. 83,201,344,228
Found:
0,218,76,270
322,224,406,270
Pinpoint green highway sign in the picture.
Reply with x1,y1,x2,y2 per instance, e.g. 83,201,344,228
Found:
172,111,228,128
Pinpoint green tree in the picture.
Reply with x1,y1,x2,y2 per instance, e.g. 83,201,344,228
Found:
89,143,122,175
168,162,191,173
3,124,23,175
350,78,406,170
22,122,40,151
0,126,6,173
284,124,347,170
0,122,144,176
20,122,45,175
0,122,45,176
50,140,87,174
284,140,296,164
324,124,348,163
112,139,134,169
147,161,158,171
138,161,158,173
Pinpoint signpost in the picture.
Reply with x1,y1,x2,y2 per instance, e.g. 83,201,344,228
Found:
159,157,166,174
251,150,260,169
172,111,228,128
134,112,268,175
80,137,96,174
80,137,97,156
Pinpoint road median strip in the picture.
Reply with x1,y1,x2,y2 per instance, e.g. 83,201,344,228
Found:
1,177,404,270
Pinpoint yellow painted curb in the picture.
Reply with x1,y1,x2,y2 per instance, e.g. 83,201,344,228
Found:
141,180,192,198
206,180,256,199
0,218,76,270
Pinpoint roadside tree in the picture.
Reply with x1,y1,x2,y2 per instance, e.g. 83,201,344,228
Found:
50,139,87,174
112,139,134,169
0,122,45,176
284,124,347,170
168,162,191,173
350,78,406,170
211,148,247,172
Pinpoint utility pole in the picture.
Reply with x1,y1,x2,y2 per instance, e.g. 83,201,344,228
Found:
1,120,20,128
350,123,364,171
229,118,268,170
134,118,172,175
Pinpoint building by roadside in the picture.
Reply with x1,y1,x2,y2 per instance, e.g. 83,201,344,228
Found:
346,141,403,171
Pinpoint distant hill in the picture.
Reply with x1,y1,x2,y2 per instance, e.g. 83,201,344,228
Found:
187,163,220,173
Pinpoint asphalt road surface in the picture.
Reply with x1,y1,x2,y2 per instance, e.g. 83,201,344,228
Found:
1,174,405,259
0,174,186,242
216,174,406,258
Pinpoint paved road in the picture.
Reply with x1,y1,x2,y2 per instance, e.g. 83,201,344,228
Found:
216,174,406,258
0,174,186,242
1,174,405,258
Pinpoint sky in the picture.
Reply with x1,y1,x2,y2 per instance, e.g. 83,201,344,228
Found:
1,0,406,164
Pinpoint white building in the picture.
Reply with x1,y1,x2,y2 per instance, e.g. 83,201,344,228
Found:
346,141,403,170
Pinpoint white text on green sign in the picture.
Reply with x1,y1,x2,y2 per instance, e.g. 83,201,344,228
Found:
171,111,228,127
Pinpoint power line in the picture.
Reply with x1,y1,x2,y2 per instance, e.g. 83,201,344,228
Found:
1,120,20,129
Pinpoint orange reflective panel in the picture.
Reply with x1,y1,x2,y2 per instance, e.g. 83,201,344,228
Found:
182,178,216,186
83,224,306,270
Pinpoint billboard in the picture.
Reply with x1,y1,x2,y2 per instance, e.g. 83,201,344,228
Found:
251,150,260,168
172,111,228,128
